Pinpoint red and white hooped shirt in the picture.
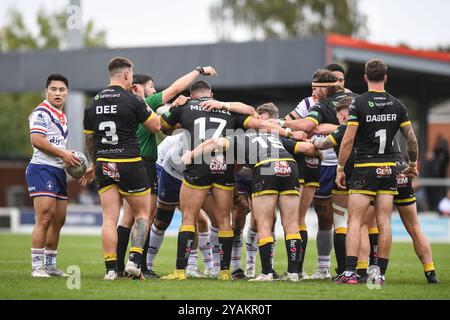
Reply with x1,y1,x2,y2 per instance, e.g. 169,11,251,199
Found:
28,100,68,169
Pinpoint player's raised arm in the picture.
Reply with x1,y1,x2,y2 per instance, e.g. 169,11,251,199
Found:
161,66,217,104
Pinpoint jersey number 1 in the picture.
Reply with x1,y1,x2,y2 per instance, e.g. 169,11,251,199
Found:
375,129,386,154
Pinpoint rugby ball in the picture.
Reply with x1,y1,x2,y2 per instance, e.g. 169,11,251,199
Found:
66,151,88,179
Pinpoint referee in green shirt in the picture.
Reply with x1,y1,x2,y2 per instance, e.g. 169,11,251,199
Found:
117,66,218,278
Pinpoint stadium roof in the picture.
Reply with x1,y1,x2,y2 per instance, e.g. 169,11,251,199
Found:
1,34,449,96
328,34,450,75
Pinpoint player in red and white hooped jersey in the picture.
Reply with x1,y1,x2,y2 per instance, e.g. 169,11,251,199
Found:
25,74,81,278
29,98,69,169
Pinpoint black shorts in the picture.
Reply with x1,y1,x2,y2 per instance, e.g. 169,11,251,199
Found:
349,164,398,196
183,162,235,191
143,157,158,195
332,163,354,196
394,172,416,206
251,160,300,198
95,160,151,196
297,154,320,187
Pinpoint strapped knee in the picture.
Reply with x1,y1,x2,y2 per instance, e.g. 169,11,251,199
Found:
333,202,348,230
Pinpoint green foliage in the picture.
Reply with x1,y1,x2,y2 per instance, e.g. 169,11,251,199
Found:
211,0,367,40
0,9,38,51
0,7,107,52
0,92,42,158
0,7,107,157
0,234,449,299
83,20,107,48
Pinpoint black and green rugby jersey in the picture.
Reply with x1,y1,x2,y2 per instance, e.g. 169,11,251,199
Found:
136,92,163,160
347,91,410,166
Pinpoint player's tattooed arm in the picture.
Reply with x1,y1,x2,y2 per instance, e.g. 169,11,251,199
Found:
79,132,95,186
400,124,419,178
312,136,335,150
131,218,150,249
85,133,95,163
400,124,418,163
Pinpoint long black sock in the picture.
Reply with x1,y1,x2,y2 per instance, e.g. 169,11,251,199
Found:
140,231,151,272
377,257,389,276
219,230,234,270
299,227,308,273
369,230,379,265
285,234,302,273
345,256,358,273
334,231,347,274
258,241,274,275
176,226,196,270
116,226,131,273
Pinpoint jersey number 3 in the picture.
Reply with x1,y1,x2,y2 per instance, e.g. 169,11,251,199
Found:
99,121,119,145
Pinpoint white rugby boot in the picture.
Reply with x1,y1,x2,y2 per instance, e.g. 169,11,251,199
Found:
31,266,51,278
45,265,68,277
309,269,332,280
124,260,141,278
186,266,206,278
248,273,274,282
104,270,117,281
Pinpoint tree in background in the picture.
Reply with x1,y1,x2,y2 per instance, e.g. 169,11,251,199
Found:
0,7,106,51
210,0,366,40
0,7,106,158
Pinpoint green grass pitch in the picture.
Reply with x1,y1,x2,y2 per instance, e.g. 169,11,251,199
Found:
0,233,449,300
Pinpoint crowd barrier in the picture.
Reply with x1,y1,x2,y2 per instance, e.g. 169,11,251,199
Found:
1,205,449,242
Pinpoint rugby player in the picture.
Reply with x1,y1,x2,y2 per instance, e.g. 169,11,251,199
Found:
183,122,321,281
235,103,286,280
284,69,348,279
392,138,439,283
310,87,439,285
145,132,215,278
311,96,354,277
82,57,160,280
115,66,217,278
26,74,81,277
335,59,419,285
159,81,293,280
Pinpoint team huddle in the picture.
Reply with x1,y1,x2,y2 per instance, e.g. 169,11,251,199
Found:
26,56,439,285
